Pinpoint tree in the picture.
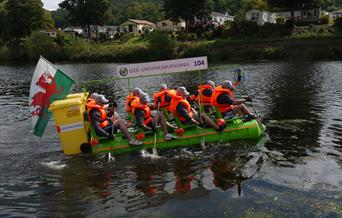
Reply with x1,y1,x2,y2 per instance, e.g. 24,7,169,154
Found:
5,0,52,40
0,0,9,41
59,0,112,40
164,0,213,38
242,0,268,11
127,2,164,23
51,9,70,28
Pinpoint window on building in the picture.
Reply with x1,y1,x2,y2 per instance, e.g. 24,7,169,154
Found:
162,22,167,27
251,12,259,21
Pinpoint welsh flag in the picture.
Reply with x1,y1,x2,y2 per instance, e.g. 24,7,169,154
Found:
29,56,76,137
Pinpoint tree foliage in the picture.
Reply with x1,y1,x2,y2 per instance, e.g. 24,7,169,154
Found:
5,0,53,40
51,9,70,28
164,0,213,36
126,2,164,23
164,0,213,22
242,0,268,10
59,0,112,27
111,0,164,25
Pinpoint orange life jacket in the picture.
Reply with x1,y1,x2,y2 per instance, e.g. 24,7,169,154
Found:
153,89,176,111
126,94,139,112
215,86,234,97
131,101,152,125
86,101,110,128
211,86,233,113
170,95,193,122
195,84,214,103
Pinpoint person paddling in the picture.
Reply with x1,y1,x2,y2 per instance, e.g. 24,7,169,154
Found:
152,83,176,111
132,92,177,141
126,87,141,114
211,80,256,120
170,86,224,131
87,94,143,146
189,80,215,113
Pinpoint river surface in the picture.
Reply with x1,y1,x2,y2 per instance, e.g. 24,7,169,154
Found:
0,62,341,217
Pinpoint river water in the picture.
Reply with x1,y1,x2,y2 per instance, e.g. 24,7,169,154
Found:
0,62,341,217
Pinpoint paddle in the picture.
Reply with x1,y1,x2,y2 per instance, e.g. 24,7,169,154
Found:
236,68,266,131
152,101,160,156
110,97,117,138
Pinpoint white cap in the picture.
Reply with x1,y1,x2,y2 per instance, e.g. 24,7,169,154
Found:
177,86,190,96
221,80,233,89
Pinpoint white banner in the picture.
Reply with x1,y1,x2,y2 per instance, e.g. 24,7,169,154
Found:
116,56,208,78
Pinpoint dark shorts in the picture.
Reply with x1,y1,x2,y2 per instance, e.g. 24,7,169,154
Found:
102,120,117,134
221,110,235,119
145,120,157,132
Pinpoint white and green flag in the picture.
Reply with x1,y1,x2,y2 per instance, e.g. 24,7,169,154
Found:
29,57,76,137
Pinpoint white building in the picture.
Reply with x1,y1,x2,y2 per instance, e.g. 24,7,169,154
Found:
62,27,83,35
246,9,276,25
211,12,234,25
330,9,342,20
39,29,58,38
276,8,323,23
157,18,186,32
82,25,118,39
120,19,156,33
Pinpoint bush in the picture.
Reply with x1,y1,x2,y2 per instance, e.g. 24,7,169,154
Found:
23,32,58,60
0,45,10,61
320,15,330,25
212,25,224,38
148,32,176,60
291,25,334,38
334,17,342,31
228,20,259,38
178,42,209,59
55,31,78,46
203,31,213,40
276,17,285,24
120,32,137,43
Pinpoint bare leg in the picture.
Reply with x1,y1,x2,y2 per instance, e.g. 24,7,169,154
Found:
154,113,168,135
201,113,219,130
166,121,177,129
114,119,133,141
232,104,253,116
113,112,120,120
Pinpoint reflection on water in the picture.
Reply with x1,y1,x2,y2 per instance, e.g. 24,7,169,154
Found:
0,62,341,217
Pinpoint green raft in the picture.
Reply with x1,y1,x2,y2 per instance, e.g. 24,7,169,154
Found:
88,117,265,155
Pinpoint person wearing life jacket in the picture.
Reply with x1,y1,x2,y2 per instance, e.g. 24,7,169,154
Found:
170,86,224,131
217,75,242,98
211,80,256,120
87,94,143,146
126,87,141,113
132,92,177,141
152,83,176,111
189,80,215,113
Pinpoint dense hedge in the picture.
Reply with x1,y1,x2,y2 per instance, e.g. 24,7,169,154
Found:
1,29,341,63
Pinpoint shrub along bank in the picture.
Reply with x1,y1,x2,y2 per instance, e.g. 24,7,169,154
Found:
0,31,341,63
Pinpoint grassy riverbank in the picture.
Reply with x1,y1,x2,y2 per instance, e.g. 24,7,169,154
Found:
1,33,342,64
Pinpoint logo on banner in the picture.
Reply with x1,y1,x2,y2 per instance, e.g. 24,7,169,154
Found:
119,67,128,77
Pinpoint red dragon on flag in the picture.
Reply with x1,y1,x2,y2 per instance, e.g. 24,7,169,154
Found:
29,57,75,137
30,72,64,119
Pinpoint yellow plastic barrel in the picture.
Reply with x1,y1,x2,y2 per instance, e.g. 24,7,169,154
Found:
49,97,88,155
67,92,88,100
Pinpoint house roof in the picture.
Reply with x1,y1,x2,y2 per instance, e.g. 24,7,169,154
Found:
127,19,156,26
211,12,227,17
158,18,185,23
40,29,58,33
331,9,342,14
